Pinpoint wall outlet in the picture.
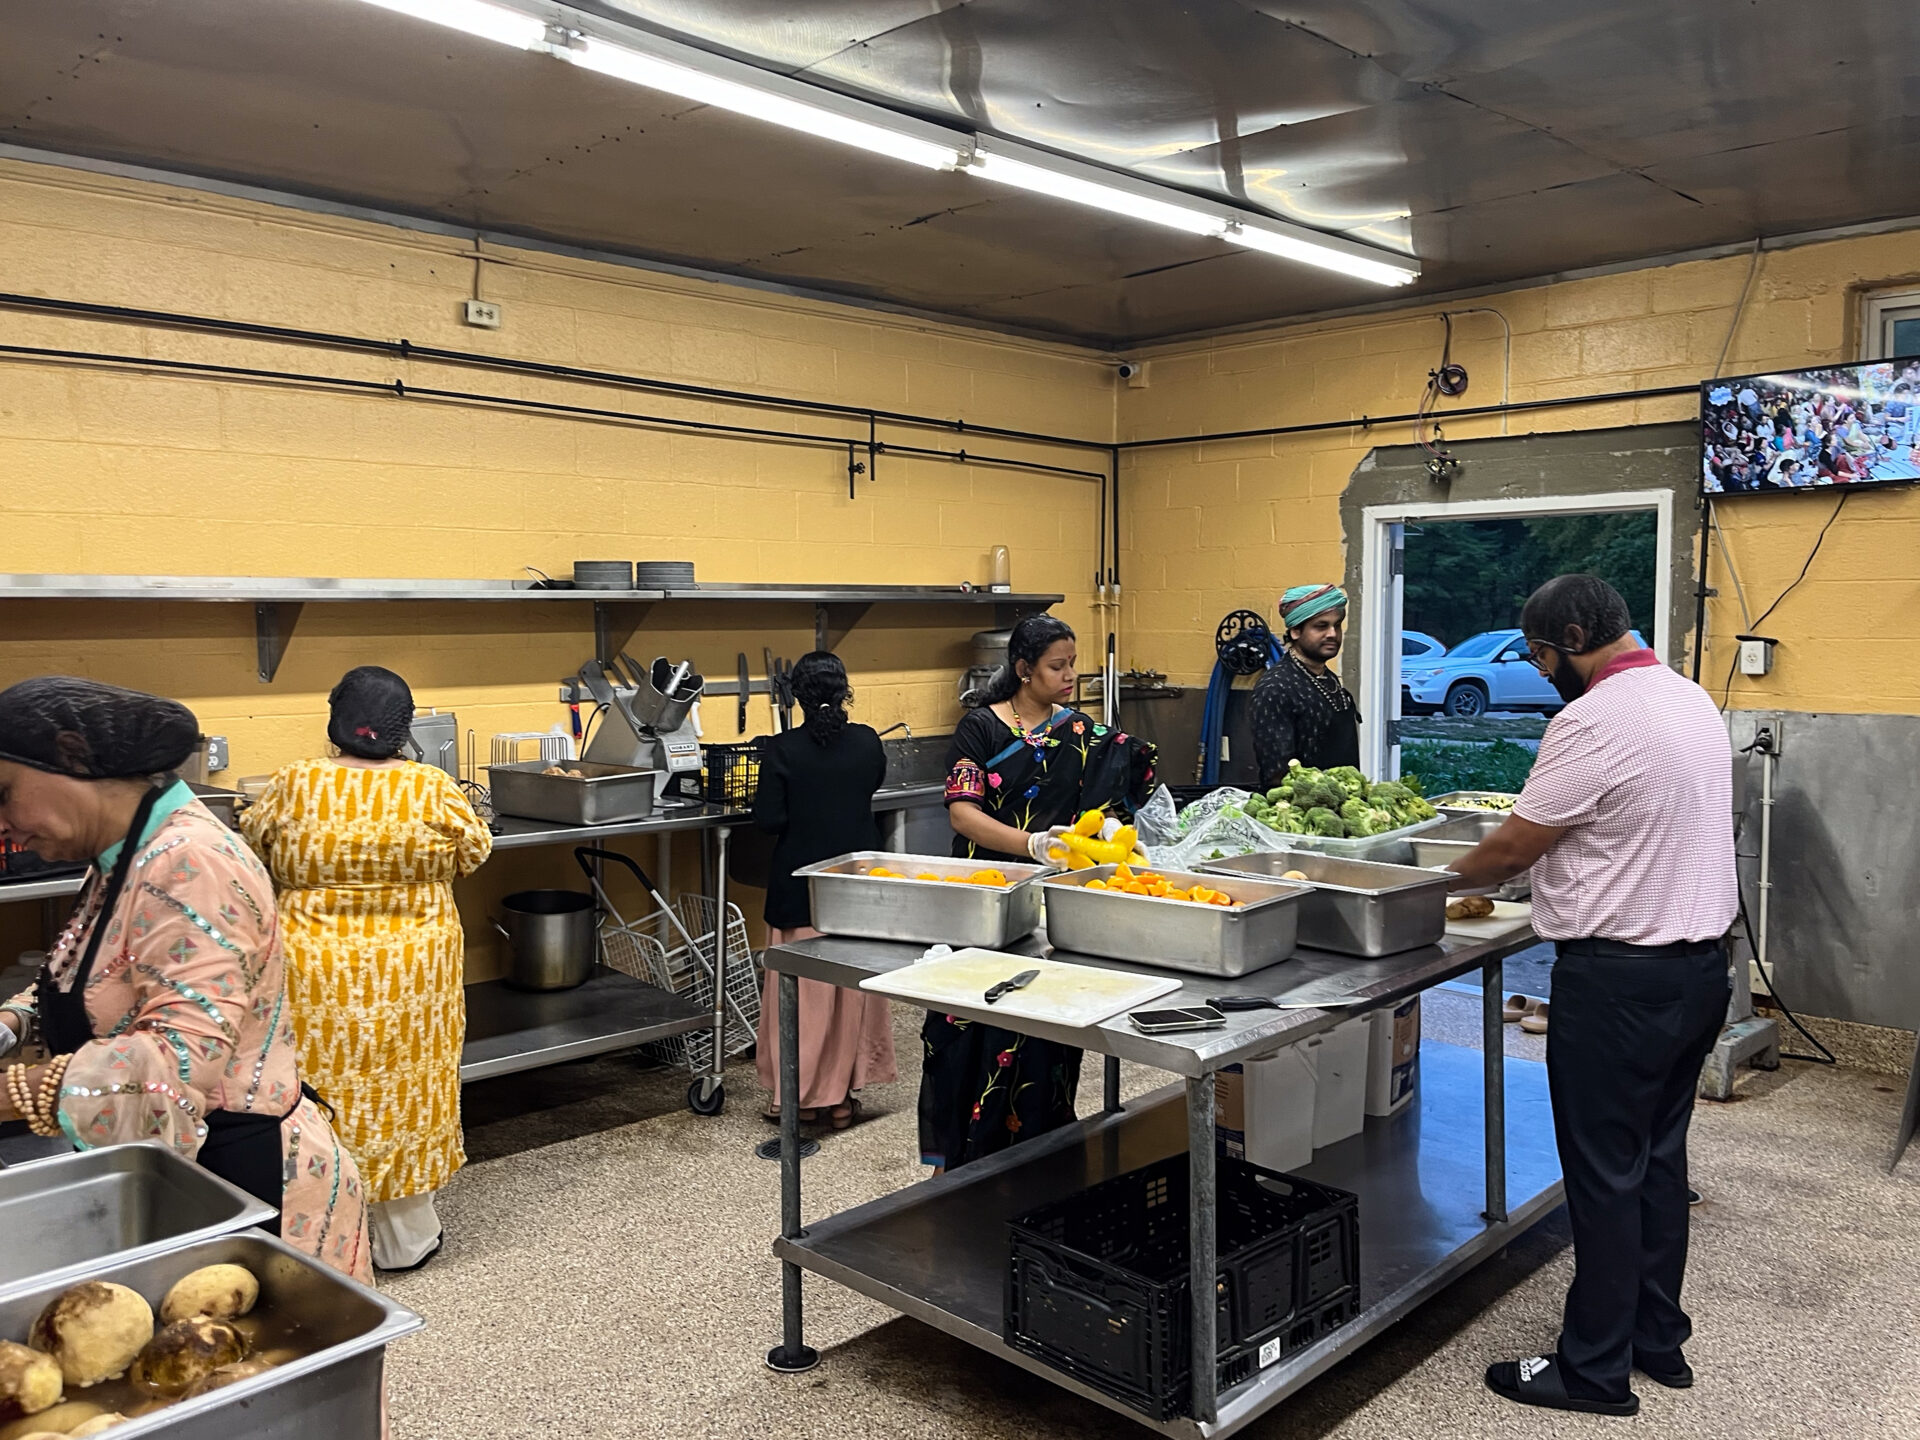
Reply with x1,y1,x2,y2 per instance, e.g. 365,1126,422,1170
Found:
462,299,503,329
204,735,229,772
1751,715,1784,756
1736,634,1776,676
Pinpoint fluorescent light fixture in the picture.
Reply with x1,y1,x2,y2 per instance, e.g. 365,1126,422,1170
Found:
1228,220,1420,286
340,0,1421,285
354,0,547,50
969,138,1227,237
569,37,967,170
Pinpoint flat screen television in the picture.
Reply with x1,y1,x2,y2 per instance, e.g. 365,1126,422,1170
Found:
1702,355,1920,495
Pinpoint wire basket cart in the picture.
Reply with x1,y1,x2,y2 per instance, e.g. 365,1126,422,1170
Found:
575,847,760,1111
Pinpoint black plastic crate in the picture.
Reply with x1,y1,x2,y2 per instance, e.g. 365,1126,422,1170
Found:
1005,1151,1359,1421
702,740,766,806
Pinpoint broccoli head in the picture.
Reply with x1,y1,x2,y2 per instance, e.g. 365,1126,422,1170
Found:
1304,806,1347,837
1290,775,1346,811
1327,766,1368,801
1337,798,1398,837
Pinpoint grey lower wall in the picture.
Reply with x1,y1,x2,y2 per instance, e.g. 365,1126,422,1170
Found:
1729,710,1920,1032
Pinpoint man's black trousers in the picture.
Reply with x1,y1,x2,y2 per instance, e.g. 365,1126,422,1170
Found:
1547,938,1731,1401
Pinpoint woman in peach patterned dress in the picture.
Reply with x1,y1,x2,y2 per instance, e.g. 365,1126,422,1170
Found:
0,677,371,1284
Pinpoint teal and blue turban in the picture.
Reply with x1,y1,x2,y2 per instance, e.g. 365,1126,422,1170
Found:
1279,583,1348,631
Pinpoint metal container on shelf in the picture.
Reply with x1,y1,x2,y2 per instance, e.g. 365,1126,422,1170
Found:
0,1231,420,1439
0,1143,277,1302
492,889,596,991
1429,789,1520,816
798,852,1046,948
1407,812,1533,900
1200,851,1450,957
1041,865,1309,977
486,759,659,825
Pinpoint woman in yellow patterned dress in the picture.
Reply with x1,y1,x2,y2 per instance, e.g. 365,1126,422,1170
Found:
242,666,491,1272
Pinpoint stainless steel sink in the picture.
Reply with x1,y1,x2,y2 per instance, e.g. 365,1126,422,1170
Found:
881,733,952,788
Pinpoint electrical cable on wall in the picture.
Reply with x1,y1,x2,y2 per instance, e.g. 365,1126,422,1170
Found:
1719,491,1849,708
1415,313,1468,481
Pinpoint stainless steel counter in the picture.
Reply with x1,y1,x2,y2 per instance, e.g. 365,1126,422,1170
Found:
761,916,1556,1430
0,873,86,905
767,920,1530,1079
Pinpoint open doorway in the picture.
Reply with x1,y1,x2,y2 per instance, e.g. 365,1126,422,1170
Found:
1397,511,1659,791
1357,490,1674,784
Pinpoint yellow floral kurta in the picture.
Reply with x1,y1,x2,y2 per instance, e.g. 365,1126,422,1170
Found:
242,759,491,1206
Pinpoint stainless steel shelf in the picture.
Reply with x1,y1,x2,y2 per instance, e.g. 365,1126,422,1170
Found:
0,574,1062,681
0,875,86,906
778,1041,1563,1440
460,966,709,1082
488,801,743,851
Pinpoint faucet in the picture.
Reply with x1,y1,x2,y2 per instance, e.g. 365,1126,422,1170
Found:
876,722,914,739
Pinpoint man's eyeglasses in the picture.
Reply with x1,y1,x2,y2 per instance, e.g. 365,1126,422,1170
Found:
1523,638,1580,674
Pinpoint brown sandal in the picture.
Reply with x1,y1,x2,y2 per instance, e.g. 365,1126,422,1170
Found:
829,1098,862,1130
762,1106,819,1124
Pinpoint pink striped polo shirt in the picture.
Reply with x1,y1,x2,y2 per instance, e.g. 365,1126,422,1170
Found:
1515,653,1737,945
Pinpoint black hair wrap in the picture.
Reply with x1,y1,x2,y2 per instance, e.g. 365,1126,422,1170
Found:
327,666,416,760
0,676,200,779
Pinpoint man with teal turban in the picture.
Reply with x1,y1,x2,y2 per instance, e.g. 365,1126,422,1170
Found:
1249,582,1361,785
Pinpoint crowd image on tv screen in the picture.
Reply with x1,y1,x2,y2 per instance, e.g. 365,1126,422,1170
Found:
1702,357,1920,494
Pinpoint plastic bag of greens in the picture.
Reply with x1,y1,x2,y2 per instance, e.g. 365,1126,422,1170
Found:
1146,805,1296,872
1172,786,1255,836
1134,783,1181,846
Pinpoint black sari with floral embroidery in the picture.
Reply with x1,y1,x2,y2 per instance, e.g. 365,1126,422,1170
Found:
919,707,1154,1170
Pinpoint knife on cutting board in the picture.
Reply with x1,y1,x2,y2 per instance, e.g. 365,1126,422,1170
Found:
985,969,1042,1004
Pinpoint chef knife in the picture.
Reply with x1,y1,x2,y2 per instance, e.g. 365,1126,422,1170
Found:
763,647,781,731
736,652,749,734
985,968,1042,1004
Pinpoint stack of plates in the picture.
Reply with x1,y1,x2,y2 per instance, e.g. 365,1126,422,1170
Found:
573,561,634,590
635,560,696,589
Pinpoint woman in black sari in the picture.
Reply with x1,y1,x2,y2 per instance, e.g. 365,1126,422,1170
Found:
919,616,1155,1171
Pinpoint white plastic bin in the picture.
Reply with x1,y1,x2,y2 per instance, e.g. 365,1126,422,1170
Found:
1365,996,1421,1117
1214,1046,1316,1173
1307,1017,1371,1149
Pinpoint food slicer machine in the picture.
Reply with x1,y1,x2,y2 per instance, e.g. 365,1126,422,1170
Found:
579,653,706,785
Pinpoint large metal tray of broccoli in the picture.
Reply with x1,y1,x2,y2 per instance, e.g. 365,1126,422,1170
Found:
1237,762,1447,864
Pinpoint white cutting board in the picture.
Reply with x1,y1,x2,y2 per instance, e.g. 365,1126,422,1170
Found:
1444,900,1533,939
861,948,1180,1029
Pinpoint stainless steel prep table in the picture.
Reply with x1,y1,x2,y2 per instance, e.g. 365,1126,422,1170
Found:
762,918,1562,1435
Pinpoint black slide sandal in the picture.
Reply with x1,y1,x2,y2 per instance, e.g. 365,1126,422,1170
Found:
1485,1356,1640,1416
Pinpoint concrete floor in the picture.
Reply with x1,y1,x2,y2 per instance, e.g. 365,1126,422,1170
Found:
383,991,1920,1440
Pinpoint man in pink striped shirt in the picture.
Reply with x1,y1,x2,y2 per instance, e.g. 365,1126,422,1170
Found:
1447,575,1735,1419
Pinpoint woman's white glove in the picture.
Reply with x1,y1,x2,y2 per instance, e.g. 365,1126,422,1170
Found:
1098,815,1124,842
1027,826,1071,864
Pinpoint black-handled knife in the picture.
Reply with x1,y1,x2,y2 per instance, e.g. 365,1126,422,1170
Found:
985,969,1041,1004
1207,995,1282,1012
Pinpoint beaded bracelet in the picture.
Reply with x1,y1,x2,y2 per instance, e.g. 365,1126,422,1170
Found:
4,1062,32,1123
32,1055,72,1136
7,1055,74,1137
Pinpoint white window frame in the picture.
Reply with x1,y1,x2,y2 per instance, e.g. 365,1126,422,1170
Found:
1862,285,1920,360
1356,490,1674,778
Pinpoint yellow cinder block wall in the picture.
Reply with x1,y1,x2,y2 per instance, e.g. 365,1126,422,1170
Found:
1118,229,1920,716
0,159,1119,975
6,155,1920,975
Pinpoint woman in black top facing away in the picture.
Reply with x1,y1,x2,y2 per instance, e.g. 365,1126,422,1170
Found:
922,616,1156,1171
751,653,896,1128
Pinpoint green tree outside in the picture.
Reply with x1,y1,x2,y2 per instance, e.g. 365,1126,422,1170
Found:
1403,513,1658,648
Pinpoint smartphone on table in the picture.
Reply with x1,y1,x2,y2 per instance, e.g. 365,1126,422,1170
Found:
1127,1004,1228,1034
